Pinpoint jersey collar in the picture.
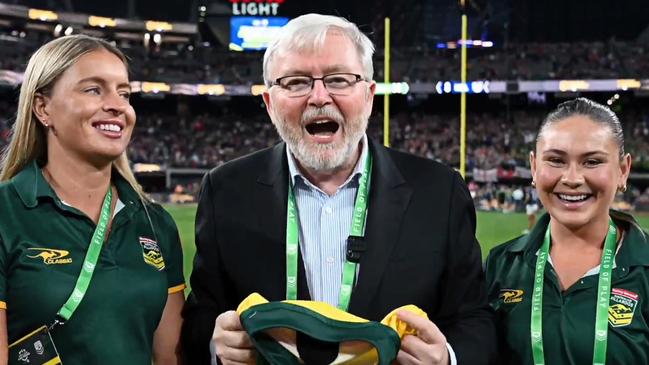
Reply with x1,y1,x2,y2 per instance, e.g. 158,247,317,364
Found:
11,160,140,211
507,210,649,268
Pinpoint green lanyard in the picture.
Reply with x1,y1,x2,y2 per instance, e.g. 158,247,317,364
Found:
286,151,372,311
54,186,113,326
530,219,617,365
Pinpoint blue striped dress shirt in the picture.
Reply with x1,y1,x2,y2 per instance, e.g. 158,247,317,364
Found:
286,134,368,307
286,136,459,365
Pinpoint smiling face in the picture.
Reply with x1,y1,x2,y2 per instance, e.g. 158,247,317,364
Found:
531,115,631,230
262,31,375,173
35,48,135,166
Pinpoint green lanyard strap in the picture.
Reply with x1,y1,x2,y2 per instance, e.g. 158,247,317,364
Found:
530,219,617,365
286,150,372,311
54,186,113,325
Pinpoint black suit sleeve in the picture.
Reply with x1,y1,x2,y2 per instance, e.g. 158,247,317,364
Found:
436,171,498,364
181,172,229,365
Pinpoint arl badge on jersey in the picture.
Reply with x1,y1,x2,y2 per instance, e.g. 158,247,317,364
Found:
139,237,165,271
499,289,524,304
608,288,639,327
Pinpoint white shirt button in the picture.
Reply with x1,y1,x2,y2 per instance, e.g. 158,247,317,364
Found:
324,206,333,214
326,257,335,264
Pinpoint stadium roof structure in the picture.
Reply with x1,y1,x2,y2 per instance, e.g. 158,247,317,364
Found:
0,2,196,44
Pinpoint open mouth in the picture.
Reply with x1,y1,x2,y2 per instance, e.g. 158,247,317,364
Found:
556,193,592,203
305,120,340,136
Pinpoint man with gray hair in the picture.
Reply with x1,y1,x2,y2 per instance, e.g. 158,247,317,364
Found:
181,13,497,365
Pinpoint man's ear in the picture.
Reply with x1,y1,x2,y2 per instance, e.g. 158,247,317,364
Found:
262,90,272,115
363,81,376,117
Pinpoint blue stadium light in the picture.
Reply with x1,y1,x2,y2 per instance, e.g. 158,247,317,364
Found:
435,81,490,94
453,82,469,93
444,81,452,93
437,40,494,49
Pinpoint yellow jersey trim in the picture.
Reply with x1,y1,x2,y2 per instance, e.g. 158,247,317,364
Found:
0,301,6,310
9,325,48,348
43,356,62,365
237,292,429,335
168,284,186,294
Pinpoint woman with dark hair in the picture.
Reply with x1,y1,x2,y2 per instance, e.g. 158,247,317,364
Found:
486,97,649,364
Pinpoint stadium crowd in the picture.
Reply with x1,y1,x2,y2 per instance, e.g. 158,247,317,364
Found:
2,99,649,210
2,30,649,83
1,101,648,173
1,30,649,210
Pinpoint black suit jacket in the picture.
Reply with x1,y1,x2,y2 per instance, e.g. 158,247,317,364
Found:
181,139,497,364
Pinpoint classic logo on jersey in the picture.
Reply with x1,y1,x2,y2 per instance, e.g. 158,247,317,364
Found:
139,237,165,271
499,289,524,304
26,248,72,265
608,288,638,327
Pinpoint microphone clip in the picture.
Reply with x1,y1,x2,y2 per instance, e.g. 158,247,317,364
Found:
346,236,366,263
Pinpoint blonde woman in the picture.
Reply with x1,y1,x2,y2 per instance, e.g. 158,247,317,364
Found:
0,35,184,364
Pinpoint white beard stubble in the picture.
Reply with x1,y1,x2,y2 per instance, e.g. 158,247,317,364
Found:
271,105,368,172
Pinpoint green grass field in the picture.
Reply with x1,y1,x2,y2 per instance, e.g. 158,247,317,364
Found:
165,204,649,293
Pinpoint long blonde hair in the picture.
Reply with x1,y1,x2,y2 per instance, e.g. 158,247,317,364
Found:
0,34,149,201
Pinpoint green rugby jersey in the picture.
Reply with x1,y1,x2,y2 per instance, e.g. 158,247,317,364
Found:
486,211,649,365
0,162,185,364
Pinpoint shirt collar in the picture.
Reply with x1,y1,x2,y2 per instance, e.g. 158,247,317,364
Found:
286,134,368,191
11,160,140,209
609,210,649,268
510,210,649,268
11,160,55,208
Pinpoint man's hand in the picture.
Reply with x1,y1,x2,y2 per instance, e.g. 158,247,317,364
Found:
210,310,256,365
394,310,450,365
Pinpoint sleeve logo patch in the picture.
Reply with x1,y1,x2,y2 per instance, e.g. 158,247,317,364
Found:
608,288,639,327
139,237,165,271
26,248,73,265
499,289,524,304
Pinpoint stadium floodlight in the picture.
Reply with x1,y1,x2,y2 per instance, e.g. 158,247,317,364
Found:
616,79,641,91
64,26,73,36
88,16,116,28
133,163,162,173
53,24,63,37
141,82,171,93
559,80,590,92
374,83,410,96
197,84,226,96
28,9,58,22
146,21,173,32
250,85,267,96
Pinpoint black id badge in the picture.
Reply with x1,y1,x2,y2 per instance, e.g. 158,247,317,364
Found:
8,326,62,365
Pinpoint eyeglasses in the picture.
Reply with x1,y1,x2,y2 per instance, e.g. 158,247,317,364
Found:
270,73,366,97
